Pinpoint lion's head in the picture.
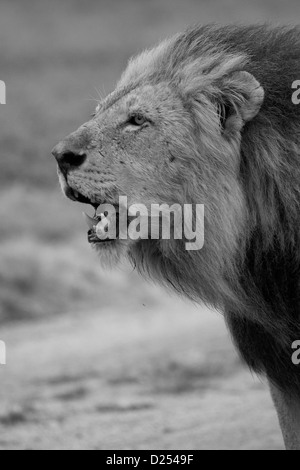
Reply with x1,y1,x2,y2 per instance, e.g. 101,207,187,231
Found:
52,26,264,308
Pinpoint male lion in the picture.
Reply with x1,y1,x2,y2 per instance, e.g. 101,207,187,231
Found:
52,24,300,450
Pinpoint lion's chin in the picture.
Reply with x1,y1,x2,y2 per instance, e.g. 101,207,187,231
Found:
91,238,133,269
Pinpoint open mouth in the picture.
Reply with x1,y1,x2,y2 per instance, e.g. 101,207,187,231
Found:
65,186,119,244
84,211,120,245
66,187,154,246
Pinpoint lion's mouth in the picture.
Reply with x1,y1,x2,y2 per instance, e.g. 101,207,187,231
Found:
84,210,121,245
65,186,121,244
66,186,152,246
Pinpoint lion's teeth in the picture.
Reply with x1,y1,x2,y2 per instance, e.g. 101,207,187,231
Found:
83,212,97,229
74,190,79,199
94,213,105,221
96,218,110,239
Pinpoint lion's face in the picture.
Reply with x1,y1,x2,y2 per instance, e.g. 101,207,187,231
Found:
52,38,264,277
52,80,201,261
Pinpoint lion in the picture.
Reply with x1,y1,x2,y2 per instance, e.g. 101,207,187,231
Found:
52,24,300,450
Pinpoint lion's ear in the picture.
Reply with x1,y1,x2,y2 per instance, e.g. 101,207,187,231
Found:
217,71,264,132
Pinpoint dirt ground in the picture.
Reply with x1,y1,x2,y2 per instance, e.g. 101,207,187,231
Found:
0,296,283,450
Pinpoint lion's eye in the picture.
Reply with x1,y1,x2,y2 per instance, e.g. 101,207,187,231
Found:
128,114,147,127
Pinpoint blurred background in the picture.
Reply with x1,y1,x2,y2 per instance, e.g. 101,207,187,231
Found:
0,0,299,450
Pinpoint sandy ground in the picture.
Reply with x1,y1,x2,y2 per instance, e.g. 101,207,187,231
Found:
0,297,283,450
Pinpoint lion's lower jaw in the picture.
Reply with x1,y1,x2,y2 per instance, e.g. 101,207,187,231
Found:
92,238,135,269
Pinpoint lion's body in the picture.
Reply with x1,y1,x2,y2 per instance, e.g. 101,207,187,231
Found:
53,24,300,448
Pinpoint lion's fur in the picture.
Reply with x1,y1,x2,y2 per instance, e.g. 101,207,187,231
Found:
57,24,300,396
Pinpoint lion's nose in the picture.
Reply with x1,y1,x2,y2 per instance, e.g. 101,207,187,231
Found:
52,142,87,175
